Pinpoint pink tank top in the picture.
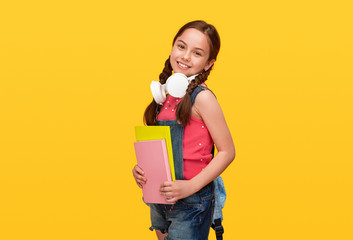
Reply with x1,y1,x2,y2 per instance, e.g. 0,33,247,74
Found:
157,94,214,180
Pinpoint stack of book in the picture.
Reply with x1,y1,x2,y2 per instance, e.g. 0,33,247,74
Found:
134,126,175,204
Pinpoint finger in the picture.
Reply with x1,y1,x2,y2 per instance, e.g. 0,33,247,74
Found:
137,182,143,188
160,182,173,191
160,186,172,193
134,166,145,175
137,176,147,184
136,179,145,188
137,174,147,182
165,197,176,204
162,181,173,187
164,192,174,197
133,175,146,184
133,169,146,182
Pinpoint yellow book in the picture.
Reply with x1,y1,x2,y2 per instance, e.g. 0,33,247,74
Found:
135,126,175,181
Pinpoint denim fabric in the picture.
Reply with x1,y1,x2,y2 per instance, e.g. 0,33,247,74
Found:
157,119,184,180
190,85,208,105
149,182,215,240
213,176,226,222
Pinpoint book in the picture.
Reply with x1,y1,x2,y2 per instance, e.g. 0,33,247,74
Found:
135,126,175,181
134,139,172,204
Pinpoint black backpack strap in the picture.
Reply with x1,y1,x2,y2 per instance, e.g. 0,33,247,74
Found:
212,218,224,240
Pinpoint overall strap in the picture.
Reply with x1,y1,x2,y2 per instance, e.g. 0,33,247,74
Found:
190,85,216,105
157,119,184,180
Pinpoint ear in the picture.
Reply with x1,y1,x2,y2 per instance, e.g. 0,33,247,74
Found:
204,59,215,71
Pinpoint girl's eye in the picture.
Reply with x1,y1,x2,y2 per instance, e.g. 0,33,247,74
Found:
194,51,202,56
178,44,185,49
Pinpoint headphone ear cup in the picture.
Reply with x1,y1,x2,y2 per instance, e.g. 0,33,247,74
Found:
150,81,166,104
165,73,189,98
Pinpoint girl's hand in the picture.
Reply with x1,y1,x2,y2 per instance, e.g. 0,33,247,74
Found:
160,180,196,204
132,165,146,188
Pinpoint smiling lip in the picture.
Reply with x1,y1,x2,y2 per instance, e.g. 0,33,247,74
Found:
177,61,191,69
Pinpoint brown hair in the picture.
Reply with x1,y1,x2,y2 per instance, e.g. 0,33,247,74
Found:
144,20,221,125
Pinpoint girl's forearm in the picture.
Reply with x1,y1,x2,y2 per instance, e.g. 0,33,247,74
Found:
189,149,235,194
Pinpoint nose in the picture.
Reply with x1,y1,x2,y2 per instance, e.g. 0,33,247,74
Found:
182,51,191,62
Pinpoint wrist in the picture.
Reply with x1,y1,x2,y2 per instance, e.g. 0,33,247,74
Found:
188,178,203,194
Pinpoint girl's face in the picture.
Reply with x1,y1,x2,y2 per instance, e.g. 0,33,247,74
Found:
170,28,215,77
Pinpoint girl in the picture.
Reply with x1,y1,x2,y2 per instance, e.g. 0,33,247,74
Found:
133,20,235,240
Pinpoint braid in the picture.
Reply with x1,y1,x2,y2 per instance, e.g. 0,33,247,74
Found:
159,57,173,84
176,67,212,125
186,68,211,95
144,57,173,126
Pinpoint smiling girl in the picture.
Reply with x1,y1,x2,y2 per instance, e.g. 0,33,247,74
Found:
133,20,235,240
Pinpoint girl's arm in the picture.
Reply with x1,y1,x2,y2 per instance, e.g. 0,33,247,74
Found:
160,90,235,203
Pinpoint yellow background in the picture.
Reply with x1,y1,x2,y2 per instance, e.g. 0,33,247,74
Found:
1,1,352,239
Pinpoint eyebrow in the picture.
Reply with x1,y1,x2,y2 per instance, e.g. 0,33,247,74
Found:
177,40,206,53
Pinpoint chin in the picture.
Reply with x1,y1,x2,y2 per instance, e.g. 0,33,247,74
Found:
173,70,196,77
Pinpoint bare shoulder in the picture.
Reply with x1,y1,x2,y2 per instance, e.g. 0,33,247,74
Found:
194,88,219,108
192,88,222,119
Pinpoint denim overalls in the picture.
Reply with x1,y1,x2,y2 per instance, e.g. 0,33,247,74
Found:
148,85,225,240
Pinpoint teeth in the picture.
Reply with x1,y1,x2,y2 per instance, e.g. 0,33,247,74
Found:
178,62,188,68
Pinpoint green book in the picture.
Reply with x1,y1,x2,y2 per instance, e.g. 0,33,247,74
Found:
135,126,175,181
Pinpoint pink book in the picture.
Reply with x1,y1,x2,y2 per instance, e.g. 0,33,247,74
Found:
134,139,172,204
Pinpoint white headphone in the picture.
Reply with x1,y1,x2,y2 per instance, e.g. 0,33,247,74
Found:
150,73,198,105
